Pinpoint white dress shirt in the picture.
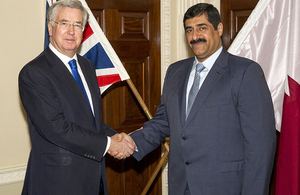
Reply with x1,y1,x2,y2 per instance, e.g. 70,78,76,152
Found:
49,44,111,156
186,46,223,112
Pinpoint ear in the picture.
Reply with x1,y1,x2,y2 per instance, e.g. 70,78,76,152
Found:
48,22,53,36
217,22,223,37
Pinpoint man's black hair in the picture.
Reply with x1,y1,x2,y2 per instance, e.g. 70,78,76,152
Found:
183,3,221,30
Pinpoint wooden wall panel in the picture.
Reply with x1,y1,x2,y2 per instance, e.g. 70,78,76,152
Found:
86,0,161,194
220,0,259,49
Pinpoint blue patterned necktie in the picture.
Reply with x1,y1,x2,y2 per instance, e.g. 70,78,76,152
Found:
186,63,205,118
68,59,92,111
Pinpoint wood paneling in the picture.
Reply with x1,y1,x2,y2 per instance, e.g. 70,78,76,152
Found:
220,0,259,49
86,0,161,194
230,10,252,39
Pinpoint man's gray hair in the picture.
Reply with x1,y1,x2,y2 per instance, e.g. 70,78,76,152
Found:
47,0,89,28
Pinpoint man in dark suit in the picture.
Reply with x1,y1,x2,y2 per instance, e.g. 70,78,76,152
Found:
129,3,276,195
18,0,134,194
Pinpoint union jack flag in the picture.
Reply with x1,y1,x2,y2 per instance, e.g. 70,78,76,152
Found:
45,0,130,93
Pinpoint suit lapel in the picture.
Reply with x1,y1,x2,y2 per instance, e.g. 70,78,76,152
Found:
77,56,101,130
179,58,195,128
185,49,229,126
44,47,96,128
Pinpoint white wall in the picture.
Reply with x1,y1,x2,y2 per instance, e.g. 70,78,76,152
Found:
0,0,45,194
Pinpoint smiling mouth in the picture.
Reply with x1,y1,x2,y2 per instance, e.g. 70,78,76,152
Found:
65,38,75,42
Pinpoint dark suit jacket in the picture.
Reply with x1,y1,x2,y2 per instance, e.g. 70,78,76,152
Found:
131,49,276,195
19,46,117,195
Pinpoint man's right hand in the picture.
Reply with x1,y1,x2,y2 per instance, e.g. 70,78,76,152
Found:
108,133,136,159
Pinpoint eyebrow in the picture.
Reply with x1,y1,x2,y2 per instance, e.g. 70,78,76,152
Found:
58,19,82,24
185,23,207,30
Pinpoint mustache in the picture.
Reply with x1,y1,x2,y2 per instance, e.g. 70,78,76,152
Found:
190,38,207,44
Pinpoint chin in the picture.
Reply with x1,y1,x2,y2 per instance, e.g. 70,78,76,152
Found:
64,45,78,51
192,47,206,54
194,51,206,58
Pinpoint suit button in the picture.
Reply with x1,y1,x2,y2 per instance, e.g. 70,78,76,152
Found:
185,162,191,165
182,136,187,140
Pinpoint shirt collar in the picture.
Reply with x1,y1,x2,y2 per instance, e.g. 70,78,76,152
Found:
49,43,78,65
194,46,223,71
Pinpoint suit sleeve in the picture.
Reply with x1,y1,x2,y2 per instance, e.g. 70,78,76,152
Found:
19,65,112,162
131,66,172,161
238,62,276,194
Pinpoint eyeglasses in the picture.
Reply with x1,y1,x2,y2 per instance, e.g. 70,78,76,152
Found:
52,21,84,32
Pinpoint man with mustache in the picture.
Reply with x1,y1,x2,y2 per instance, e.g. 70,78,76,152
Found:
128,3,276,195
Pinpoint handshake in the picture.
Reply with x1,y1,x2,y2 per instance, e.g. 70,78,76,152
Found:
108,132,136,160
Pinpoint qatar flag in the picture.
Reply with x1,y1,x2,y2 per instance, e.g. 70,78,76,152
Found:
228,0,300,194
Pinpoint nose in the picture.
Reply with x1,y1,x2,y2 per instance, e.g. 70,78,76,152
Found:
67,24,75,34
192,28,201,40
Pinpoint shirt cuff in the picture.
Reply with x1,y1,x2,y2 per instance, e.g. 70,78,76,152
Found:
104,136,111,156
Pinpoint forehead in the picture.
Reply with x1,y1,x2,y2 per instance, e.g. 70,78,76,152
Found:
56,7,83,22
185,14,211,28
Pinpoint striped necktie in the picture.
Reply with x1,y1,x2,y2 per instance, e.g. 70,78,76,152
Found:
186,63,205,118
